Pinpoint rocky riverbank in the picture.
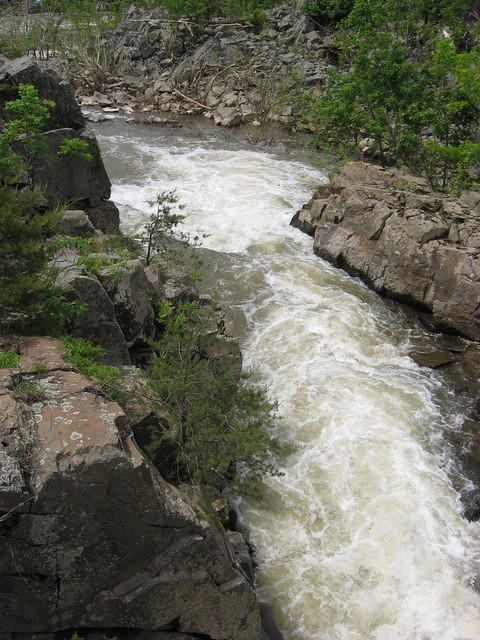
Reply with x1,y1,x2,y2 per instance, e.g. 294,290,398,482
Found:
42,2,334,130
292,160,480,519
0,56,269,640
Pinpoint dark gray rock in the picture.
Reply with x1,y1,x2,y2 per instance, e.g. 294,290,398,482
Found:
57,268,130,365
84,199,121,233
0,339,262,639
100,260,156,348
410,350,456,368
34,128,111,206
0,56,84,130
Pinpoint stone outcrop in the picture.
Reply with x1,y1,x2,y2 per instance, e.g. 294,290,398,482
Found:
34,127,112,206
292,161,480,341
0,55,120,233
63,3,334,128
0,55,84,130
0,337,262,640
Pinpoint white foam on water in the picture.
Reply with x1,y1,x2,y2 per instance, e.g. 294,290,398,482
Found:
94,122,480,640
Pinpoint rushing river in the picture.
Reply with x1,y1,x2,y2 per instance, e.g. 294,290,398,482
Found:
92,118,480,640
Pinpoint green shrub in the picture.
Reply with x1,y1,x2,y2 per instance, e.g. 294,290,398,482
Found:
57,138,93,162
303,0,354,24
0,350,20,369
148,300,288,494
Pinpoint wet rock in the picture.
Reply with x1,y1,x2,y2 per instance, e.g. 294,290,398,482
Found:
213,106,242,127
226,531,254,582
410,351,456,368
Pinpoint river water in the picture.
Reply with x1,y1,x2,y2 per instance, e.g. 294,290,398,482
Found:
92,118,480,640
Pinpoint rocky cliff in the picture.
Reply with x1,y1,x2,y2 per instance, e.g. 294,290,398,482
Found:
0,56,264,640
55,3,334,129
0,337,260,640
292,161,480,341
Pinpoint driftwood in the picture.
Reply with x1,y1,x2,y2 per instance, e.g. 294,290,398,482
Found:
173,88,211,110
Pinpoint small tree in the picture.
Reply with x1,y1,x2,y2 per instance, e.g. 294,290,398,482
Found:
148,300,286,493
139,190,185,266
0,83,54,185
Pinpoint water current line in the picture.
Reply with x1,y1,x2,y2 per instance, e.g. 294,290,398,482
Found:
93,120,480,640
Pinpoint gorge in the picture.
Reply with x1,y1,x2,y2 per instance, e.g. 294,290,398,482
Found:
93,116,480,640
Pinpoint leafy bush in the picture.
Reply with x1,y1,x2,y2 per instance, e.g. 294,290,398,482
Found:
0,83,54,185
0,350,20,369
303,1,480,190
303,0,354,24
0,84,86,335
57,137,93,162
148,300,288,494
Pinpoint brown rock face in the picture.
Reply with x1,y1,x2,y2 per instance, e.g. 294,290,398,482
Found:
293,162,480,340
0,338,261,640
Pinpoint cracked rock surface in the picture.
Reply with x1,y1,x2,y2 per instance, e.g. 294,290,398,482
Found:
292,161,480,341
0,337,261,640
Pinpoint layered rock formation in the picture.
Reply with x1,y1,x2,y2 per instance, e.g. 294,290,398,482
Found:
0,54,261,639
292,161,480,341
0,337,261,640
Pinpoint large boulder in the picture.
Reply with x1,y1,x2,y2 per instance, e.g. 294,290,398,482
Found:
99,259,156,348
34,128,112,206
293,162,480,340
55,253,131,365
0,337,262,639
83,199,121,233
0,56,84,130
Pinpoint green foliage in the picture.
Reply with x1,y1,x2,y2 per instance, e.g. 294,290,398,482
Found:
0,187,78,335
57,138,93,162
148,300,287,494
0,84,54,184
100,234,143,257
249,7,266,32
134,0,281,20
0,84,79,335
303,0,480,190
50,236,96,255
0,350,20,369
303,0,354,24
138,190,185,266
76,250,133,282
60,337,123,400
